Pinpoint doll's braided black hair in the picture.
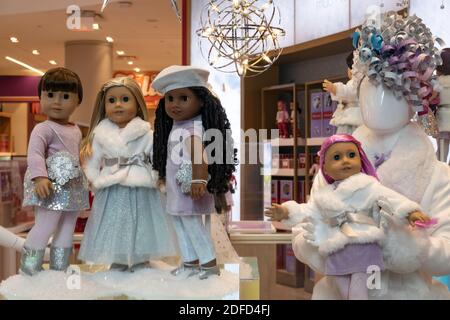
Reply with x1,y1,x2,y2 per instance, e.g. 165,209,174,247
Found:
153,86,237,195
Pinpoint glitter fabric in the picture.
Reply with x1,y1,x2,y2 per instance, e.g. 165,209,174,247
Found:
78,184,177,267
19,247,45,276
23,151,89,211
49,247,72,271
175,161,193,194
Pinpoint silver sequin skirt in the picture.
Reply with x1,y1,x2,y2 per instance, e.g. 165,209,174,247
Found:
22,152,89,211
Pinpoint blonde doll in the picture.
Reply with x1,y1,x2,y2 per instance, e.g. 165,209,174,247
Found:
78,77,176,271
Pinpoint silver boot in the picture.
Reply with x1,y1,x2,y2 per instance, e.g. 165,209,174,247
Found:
49,247,72,271
170,263,200,277
109,263,129,272
198,265,220,280
20,246,45,276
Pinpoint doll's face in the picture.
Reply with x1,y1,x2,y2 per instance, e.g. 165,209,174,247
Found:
277,101,285,111
105,86,138,128
323,142,361,181
165,87,202,121
40,90,79,123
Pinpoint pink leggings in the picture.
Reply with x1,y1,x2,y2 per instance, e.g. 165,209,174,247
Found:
334,273,369,300
25,208,79,250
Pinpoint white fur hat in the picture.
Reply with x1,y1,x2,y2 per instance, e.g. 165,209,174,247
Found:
151,65,210,95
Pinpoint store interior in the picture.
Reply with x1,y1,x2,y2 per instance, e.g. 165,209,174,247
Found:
0,0,450,300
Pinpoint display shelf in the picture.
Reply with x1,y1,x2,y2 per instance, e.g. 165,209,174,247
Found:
271,168,306,176
266,138,306,147
306,137,327,146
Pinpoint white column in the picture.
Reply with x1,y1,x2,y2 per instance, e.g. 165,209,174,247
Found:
65,40,113,127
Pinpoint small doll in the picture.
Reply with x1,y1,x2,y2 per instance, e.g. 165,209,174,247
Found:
78,77,176,271
276,100,290,138
323,52,363,134
436,48,450,164
152,65,236,279
265,134,430,300
20,67,90,276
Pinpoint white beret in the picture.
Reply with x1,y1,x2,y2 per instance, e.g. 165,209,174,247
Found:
151,65,210,95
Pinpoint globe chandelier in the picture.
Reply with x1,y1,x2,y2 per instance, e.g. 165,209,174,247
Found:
196,0,286,77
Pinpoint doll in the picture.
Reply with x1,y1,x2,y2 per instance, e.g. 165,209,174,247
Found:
436,48,450,164
78,77,176,271
20,67,90,276
276,100,290,138
265,134,431,299
152,65,236,279
322,52,363,134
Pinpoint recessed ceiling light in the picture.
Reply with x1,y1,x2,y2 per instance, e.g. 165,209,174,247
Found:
106,36,114,43
92,23,100,30
127,61,133,65
10,37,19,43
116,50,125,55
134,67,141,72
32,50,40,55
5,56,44,75
49,60,57,65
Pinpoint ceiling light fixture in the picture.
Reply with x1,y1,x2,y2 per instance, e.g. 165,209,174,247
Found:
116,50,125,55
32,50,40,55
106,36,114,43
128,61,133,65
196,0,285,77
5,56,44,75
49,60,57,65
134,67,141,72
10,37,19,43
92,23,100,30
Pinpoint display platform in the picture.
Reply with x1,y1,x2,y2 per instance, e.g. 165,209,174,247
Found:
0,257,259,300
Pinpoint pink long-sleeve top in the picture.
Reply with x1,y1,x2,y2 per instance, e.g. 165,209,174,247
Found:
27,120,82,180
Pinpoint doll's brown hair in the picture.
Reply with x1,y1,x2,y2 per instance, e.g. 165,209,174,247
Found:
38,67,83,103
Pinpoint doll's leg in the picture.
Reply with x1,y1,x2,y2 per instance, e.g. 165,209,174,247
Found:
171,215,199,263
333,275,351,299
348,272,369,300
25,208,61,249
21,208,61,275
49,211,79,271
181,216,220,279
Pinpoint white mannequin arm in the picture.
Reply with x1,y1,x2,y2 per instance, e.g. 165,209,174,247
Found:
0,226,25,251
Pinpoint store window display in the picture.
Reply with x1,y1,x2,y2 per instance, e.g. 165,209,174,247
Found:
78,77,176,271
269,12,450,299
19,68,90,276
152,65,237,280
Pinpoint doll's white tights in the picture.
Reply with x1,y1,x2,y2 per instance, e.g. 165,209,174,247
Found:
25,208,79,250
334,273,369,300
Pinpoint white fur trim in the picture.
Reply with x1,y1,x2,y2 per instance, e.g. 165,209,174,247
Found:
84,117,157,189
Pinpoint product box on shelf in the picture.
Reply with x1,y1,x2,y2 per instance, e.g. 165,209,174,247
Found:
279,180,293,203
297,180,305,203
310,91,323,137
298,153,306,169
271,179,280,204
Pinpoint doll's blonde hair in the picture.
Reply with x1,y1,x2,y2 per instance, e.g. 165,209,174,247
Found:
80,77,148,162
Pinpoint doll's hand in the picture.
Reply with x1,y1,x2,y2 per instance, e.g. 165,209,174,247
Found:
322,79,337,95
407,211,431,227
34,177,53,199
190,182,206,200
157,179,166,194
264,203,289,221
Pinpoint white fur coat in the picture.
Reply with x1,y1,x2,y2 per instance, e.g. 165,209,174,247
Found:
83,117,158,190
288,123,450,299
288,173,420,256
330,78,363,127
